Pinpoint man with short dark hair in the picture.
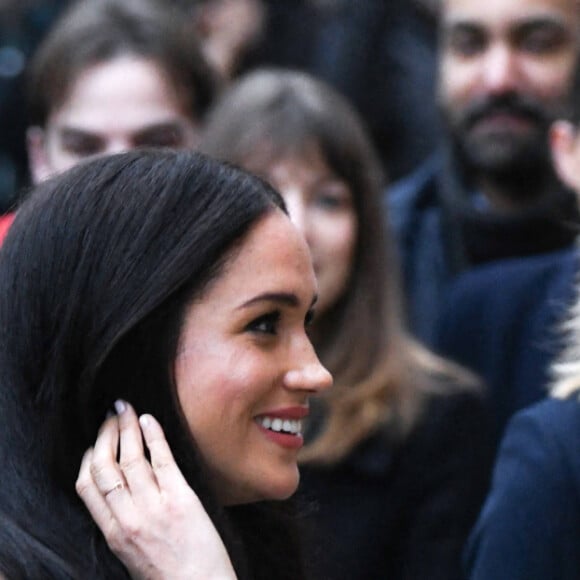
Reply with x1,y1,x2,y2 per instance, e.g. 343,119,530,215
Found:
388,0,580,345
0,0,217,245
25,0,217,184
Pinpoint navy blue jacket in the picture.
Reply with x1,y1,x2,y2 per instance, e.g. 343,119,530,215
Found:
466,397,580,580
387,154,453,344
435,248,578,441
386,153,580,346
298,389,493,580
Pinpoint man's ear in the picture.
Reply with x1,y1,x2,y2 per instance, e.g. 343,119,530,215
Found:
26,126,52,185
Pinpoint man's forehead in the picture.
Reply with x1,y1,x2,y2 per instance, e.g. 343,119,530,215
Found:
441,0,578,26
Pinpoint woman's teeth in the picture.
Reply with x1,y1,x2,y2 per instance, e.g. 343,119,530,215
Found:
258,416,302,435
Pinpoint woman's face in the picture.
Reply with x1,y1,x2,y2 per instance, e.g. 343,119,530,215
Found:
174,210,332,506
259,145,358,316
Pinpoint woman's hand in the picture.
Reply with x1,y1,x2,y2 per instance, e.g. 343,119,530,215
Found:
76,400,237,580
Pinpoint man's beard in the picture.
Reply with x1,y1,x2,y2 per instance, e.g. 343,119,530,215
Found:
443,92,563,202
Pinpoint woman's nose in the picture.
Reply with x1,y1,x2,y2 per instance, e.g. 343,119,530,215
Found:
283,341,333,393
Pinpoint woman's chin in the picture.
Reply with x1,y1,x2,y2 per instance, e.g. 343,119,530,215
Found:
221,467,300,506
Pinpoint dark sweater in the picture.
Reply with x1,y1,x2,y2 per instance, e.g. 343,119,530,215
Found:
387,152,580,345
298,389,493,580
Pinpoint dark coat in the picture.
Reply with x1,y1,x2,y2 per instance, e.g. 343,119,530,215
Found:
298,389,493,580
466,397,580,580
386,152,580,346
434,248,578,442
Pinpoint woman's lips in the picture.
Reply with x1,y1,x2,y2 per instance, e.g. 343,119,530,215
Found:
255,421,305,449
254,406,308,449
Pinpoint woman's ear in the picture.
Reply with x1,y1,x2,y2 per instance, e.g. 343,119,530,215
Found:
550,120,580,193
26,126,52,185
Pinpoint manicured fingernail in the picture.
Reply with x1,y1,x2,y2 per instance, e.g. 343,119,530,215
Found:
139,415,150,429
114,399,126,414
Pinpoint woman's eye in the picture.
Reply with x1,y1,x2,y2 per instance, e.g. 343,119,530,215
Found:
314,193,342,209
304,309,315,328
313,185,352,211
246,311,281,335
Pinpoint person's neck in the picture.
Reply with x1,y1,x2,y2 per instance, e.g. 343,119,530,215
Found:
474,170,562,214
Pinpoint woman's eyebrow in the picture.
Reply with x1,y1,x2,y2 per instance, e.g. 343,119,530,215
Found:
238,292,318,310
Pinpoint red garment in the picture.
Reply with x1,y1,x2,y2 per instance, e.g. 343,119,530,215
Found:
0,212,15,244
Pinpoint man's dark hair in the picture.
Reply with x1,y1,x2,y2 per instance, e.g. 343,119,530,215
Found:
27,0,218,127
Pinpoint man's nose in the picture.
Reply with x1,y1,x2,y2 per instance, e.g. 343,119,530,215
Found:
480,44,520,95
104,139,132,156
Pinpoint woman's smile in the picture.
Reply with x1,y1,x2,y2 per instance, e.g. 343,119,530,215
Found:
254,405,309,449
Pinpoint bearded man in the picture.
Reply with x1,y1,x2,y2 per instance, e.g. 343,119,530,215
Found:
387,0,580,345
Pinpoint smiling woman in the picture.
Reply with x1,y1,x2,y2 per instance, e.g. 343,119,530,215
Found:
0,149,330,579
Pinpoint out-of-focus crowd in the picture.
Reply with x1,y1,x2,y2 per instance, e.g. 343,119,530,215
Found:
0,0,579,579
